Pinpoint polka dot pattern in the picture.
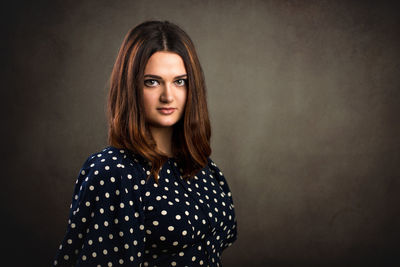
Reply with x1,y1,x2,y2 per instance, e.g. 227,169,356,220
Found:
53,146,237,266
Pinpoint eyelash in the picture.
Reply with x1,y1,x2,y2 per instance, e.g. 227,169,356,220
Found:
144,79,187,87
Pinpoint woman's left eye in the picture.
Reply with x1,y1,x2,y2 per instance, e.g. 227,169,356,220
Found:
175,79,187,86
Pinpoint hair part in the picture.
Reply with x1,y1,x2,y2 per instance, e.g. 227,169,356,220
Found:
107,20,211,183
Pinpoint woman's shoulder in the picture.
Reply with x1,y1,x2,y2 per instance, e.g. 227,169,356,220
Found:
76,146,149,191
82,146,148,171
206,157,224,175
206,157,231,189
84,146,140,165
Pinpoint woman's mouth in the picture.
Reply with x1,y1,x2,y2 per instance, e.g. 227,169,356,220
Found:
157,108,176,115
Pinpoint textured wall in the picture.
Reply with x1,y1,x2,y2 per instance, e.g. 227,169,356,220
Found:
2,0,399,266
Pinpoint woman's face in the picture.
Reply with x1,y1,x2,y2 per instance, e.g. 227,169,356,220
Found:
142,51,187,129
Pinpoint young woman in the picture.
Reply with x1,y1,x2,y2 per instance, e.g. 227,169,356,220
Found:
53,20,237,267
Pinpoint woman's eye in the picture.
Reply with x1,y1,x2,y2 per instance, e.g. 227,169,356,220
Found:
144,79,159,87
175,79,187,86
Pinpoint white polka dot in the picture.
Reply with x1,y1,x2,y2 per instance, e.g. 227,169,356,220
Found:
168,226,174,231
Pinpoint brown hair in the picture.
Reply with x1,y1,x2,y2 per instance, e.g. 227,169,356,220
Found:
107,20,211,182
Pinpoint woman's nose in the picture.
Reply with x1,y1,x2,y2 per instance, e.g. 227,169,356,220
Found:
160,83,173,103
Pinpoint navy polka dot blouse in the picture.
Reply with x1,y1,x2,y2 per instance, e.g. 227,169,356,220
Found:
53,146,237,266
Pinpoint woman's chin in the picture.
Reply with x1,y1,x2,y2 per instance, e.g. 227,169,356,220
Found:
150,121,179,128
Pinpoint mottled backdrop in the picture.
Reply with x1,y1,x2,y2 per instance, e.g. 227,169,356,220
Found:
1,0,399,266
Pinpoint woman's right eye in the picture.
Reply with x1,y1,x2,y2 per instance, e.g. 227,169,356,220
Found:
144,79,159,87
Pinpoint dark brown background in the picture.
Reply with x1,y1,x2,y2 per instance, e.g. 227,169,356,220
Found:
1,0,399,266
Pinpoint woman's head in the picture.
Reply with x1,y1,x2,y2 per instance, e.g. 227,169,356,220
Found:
107,20,211,182
142,51,187,131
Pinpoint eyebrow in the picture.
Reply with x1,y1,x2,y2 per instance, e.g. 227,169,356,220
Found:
143,74,187,79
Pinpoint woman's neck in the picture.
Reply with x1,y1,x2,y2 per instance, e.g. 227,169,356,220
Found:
149,126,174,157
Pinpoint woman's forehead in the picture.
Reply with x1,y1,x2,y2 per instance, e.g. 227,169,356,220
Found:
144,51,187,78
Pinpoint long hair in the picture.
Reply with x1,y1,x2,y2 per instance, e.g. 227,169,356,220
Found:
107,20,211,183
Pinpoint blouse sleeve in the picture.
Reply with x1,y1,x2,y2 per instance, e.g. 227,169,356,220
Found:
208,158,238,250
53,152,146,266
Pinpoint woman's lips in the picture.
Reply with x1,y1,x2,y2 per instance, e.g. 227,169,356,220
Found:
157,108,176,115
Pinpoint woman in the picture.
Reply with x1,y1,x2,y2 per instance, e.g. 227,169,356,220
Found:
53,20,237,267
